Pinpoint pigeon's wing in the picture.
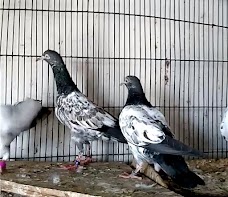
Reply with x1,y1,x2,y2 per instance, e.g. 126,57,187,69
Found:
119,105,203,157
55,91,117,132
119,105,166,146
220,107,228,141
142,105,174,138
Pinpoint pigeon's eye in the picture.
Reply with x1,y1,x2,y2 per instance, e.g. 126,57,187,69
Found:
45,54,50,59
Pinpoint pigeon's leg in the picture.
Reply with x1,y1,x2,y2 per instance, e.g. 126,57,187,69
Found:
74,141,85,165
119,162,143,180
59,141,84,170
77,141,93,165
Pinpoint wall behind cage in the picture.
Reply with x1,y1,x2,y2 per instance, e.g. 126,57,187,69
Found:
0,0,227,162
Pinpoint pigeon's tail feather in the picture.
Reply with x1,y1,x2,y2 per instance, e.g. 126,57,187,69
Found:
30,107,52,128
153,154,205,188
100,126,127,144
145,135,204,157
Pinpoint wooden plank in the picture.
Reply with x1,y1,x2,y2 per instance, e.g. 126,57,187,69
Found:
131,159,169,189
0,180,99,197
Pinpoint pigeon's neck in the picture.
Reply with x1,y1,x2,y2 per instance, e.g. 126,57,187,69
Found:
125,91,152,107
52,64,79,95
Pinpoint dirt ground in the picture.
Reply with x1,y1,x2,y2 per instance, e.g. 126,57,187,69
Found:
0,159,228,197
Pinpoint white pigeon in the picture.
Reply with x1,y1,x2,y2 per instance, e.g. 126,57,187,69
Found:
220,107,228,141
119,76,205,188
0,98,50,172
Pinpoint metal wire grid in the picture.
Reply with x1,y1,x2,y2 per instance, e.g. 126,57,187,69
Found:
0,0,227,162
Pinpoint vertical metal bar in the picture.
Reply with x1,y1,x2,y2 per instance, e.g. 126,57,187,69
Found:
38,0,42,162
207,0,210,157
144,0,146,92
118,0,121,161
202,0,205,155
133,0,136,76
164,0,167,120
197,0,201,154
55,0,59,162
159,0,162,111
149,0,152,103
0,1,5,111
65,0,69,162
6,0,12,159
193,0,196,153
211,0,215,158
29,0,34,161
21,0,26,160
102,0,106,161
12,0,16,161
226,0,228,158
178,0,182,151
97,0,103,162
113,0,116,162
216,0,219,158
154,0,157,109
169,0,172,132
47,0,51,162
173,0,177,143
221,0,225,158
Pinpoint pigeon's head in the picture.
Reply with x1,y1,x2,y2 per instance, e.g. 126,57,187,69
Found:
121,76,144,94
36,50,64,67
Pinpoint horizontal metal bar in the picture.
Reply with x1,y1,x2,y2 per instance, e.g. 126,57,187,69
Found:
0,8,227,29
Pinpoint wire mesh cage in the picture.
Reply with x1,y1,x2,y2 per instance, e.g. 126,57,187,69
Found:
0,0,227,163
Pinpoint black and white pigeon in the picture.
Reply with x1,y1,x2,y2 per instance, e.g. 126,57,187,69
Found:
220,108,228,141
119,76,205,188
36,50,127,168
0,98,51,173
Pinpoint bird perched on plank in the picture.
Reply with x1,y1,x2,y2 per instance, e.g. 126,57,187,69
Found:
119,76,205,188
36,50,127,169
220,108,228,141
0,98,51,174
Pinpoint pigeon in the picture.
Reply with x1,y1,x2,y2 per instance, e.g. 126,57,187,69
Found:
119,76,205,188
220,107,228,141
36,50,127,169
0,98,51,173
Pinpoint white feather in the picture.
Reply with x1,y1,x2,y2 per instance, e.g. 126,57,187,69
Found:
119,105,166,146
220,107,228,141
0,98,44,160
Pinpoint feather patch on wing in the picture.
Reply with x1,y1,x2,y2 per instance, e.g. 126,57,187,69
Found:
55,91,117,131
119,105,166,146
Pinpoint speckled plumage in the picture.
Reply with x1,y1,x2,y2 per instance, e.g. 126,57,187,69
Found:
37,50,126,157
119,76,205,188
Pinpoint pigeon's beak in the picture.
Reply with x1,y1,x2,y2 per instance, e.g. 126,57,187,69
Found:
34,99,42,104
120,82,126,86
36,56,45,62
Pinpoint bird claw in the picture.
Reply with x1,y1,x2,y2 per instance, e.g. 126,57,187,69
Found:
59,164,78,171
75,156,94,166
119,172,142,180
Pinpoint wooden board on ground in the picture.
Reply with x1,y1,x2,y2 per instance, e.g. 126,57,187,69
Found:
0,159,228,197
131,158,228,197
0,161,180,197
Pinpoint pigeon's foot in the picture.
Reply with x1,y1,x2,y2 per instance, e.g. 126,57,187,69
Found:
59,162,85,173
119,172,142,180
76,156,94,166
59,163,78,171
